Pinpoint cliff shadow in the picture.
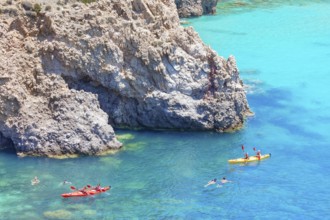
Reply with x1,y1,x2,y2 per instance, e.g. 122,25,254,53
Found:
0,132,16,154
247,87,325,141
62,75,124,127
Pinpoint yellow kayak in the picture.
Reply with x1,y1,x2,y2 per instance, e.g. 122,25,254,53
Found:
228,153,271,164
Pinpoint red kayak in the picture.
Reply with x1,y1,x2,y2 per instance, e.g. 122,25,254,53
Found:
61,186,111,198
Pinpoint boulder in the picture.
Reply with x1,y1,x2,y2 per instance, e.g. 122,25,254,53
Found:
175,0,218,17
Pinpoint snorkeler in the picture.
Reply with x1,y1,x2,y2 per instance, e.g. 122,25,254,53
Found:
31,176,40,185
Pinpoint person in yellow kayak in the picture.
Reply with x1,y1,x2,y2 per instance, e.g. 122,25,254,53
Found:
244,152,249,159
253,147,262,160
256,150,262,160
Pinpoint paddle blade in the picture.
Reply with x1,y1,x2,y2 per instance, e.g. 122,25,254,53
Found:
70,186,76,190
241,145,244,151
87,185,91,188
253,147,256,151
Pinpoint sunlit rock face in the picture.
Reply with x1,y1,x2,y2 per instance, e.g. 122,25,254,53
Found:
0,0,250,157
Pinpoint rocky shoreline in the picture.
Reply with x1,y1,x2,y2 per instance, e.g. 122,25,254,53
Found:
0,0,251,157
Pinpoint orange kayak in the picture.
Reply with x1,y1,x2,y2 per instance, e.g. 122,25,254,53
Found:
61,186,111,198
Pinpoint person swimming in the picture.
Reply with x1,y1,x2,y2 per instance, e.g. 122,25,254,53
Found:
220,177,232,184
204,178,217,187
62,180,72,185
31,176,40,185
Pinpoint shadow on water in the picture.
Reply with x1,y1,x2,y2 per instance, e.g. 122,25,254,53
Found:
269,117,325,140
247,87,293,109
61,196,98,205
316,115,330,123
228,161,262,173
247,87,326,141
202,28,247,36
241,69,261,75
0,146,16,156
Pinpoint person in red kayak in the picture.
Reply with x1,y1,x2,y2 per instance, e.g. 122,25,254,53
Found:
79,186,89,195
94,184,101,191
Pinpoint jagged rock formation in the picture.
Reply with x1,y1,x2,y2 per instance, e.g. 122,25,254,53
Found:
175,0,218,17
0,0,251,157
0,0,122,157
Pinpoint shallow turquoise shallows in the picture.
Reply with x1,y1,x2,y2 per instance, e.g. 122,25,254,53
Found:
1,1,330,219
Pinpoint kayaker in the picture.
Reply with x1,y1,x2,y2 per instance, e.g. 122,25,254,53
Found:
244,152,249,159
94,184,101,191
204,178,217,187
256,150,262,160
31,176,40,185
61,186,111,197
79,187,89,195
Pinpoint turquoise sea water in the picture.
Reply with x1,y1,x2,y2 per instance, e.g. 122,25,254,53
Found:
1,1,330,219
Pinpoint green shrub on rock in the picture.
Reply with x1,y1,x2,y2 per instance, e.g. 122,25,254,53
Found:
80,0,96,4
33,3,41,14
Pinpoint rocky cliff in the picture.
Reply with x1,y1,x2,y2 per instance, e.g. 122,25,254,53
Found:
175,0,218,18
0,0,251,157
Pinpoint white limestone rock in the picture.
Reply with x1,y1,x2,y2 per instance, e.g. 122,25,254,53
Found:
0,0,251,157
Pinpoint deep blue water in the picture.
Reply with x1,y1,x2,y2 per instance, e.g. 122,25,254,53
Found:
1,1,330,219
